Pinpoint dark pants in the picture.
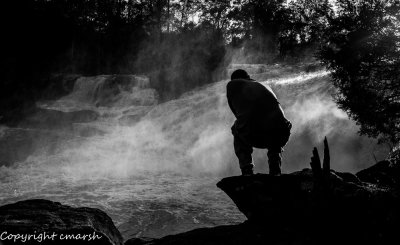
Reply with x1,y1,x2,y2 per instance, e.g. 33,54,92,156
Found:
231,119,292,172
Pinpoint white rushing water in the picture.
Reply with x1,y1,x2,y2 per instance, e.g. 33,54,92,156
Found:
0,64,389,239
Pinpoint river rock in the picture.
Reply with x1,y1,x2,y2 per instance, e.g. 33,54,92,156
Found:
0,199,123,245
215,167,399,244
19,108,99,129
128,161,400,245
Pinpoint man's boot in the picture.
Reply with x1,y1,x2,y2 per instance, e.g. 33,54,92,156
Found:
268,151,282,176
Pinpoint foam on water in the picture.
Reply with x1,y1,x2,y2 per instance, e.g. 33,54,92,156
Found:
0,65,390,239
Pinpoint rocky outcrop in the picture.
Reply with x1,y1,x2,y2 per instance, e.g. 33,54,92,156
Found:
19,108,100,130
0,199,123,245
357,159,400,188
217,169,399,244
127,156,400,245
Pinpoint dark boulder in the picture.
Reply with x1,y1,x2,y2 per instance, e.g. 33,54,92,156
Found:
356,160,400,188
128,163,400,245
216,169,399,244
0,199,123,245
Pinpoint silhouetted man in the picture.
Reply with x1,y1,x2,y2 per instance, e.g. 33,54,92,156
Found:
227,69,292,176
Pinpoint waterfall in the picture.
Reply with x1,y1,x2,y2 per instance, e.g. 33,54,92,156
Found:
1,67,389,179
0,65,390,238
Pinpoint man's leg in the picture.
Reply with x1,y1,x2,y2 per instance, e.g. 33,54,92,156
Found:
267,119,291,176
232,124,254,175
267,146,282,176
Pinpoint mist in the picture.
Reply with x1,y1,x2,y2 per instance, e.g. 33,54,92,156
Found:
0,1,397,241
0,66,389,187
0,64,390,239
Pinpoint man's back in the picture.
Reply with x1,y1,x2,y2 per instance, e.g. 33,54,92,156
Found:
227,78,285,134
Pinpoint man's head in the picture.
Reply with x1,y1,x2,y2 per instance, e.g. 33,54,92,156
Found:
231,69,255,81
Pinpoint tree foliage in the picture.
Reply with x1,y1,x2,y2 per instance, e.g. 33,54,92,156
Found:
318,0,400,144
1,0,398,147
280,0,333,57
0,0,227,120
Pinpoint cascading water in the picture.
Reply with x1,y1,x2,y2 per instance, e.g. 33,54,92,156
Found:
0,65,389,239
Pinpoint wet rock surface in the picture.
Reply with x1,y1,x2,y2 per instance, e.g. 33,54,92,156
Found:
128,161,400,245
19,108,100,129
0,199,123,245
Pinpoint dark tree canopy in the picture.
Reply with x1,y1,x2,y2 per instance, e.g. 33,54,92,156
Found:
318,0,400,144
0,0,399,148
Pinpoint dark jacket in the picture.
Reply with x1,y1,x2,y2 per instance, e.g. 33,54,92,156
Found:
227,78,289,147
